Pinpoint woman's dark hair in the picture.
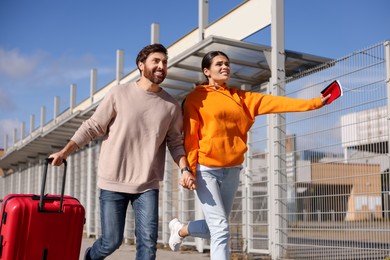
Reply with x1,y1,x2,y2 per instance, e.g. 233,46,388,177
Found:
199,51,230,85
136,43,168,74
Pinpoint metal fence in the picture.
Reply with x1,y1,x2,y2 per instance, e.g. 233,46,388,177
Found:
1,41,389,259
246,40,389,259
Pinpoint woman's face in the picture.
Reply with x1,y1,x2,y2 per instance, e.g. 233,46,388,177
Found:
203,55,230,86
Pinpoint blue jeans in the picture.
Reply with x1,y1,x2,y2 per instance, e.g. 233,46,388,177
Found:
88,189,159,260
187,167,242,260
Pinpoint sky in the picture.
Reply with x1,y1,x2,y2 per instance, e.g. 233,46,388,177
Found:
0,0,389,149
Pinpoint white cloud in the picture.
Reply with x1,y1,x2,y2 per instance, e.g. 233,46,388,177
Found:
0,87,16,111
33,53,100,87
0,48,116,93
0,48,46,78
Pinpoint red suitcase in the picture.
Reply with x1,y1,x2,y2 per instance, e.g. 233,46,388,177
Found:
0,158,85,260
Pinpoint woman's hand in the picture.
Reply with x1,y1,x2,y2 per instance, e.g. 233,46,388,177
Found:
320,93,331,105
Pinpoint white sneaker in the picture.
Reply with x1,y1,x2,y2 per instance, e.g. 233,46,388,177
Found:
169,218,184,251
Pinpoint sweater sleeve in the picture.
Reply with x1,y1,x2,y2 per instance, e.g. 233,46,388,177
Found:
243,91,323,117
166,104,186,162
183,99,200,174
71,89,117,148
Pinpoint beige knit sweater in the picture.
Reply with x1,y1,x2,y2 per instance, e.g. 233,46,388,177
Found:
71,82,185,193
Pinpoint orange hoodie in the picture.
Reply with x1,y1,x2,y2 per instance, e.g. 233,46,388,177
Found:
183,84,323,173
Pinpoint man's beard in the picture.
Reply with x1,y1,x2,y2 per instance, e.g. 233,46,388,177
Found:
144,67,166,84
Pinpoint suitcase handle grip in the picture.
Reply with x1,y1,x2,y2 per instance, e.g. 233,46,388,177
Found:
39,158,67,212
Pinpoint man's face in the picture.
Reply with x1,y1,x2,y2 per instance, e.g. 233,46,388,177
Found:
139,52,168,84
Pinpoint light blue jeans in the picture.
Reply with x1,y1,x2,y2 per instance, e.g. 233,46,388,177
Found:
187,167,242,260
88,189,159,260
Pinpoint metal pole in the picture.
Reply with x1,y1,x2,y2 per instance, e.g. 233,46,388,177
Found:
54,96,60,123
40,106,46,132
269,0,287,259
241,84,251,253
384,41,390,220
151,23,160,44
198,0,209,41
116,49,124,84
70,83,76,110
90,69,97,104
30,114,35,135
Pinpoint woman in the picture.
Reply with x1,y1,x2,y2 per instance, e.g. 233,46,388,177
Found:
169,51,330,260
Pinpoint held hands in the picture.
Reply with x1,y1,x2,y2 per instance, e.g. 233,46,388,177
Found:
179,171,197,190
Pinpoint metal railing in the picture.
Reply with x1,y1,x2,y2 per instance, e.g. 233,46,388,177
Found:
1,41,389,259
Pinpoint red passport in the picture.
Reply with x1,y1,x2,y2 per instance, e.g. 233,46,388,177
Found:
321,80,343,104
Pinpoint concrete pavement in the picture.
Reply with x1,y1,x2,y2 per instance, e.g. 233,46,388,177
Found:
79,238,210,260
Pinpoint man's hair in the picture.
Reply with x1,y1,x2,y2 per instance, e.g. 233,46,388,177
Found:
136,43,168,73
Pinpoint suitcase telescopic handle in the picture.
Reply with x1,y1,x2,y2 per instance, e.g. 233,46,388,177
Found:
39,158,67,212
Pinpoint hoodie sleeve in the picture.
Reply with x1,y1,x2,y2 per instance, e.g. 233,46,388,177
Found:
242,91,323,117
183,98,200,174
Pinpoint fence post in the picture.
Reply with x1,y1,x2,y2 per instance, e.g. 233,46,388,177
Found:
269,0,287,259
385,41,390,131
384,41,390,222
162,149,173,244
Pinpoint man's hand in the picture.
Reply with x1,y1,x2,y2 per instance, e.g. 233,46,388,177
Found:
48,140,78,166
48,152,66,166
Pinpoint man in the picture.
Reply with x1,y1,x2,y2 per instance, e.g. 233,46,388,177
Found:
49,43,197,260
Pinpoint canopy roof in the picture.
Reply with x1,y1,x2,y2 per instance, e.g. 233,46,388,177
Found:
163,36,331,98
0,36,331,171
